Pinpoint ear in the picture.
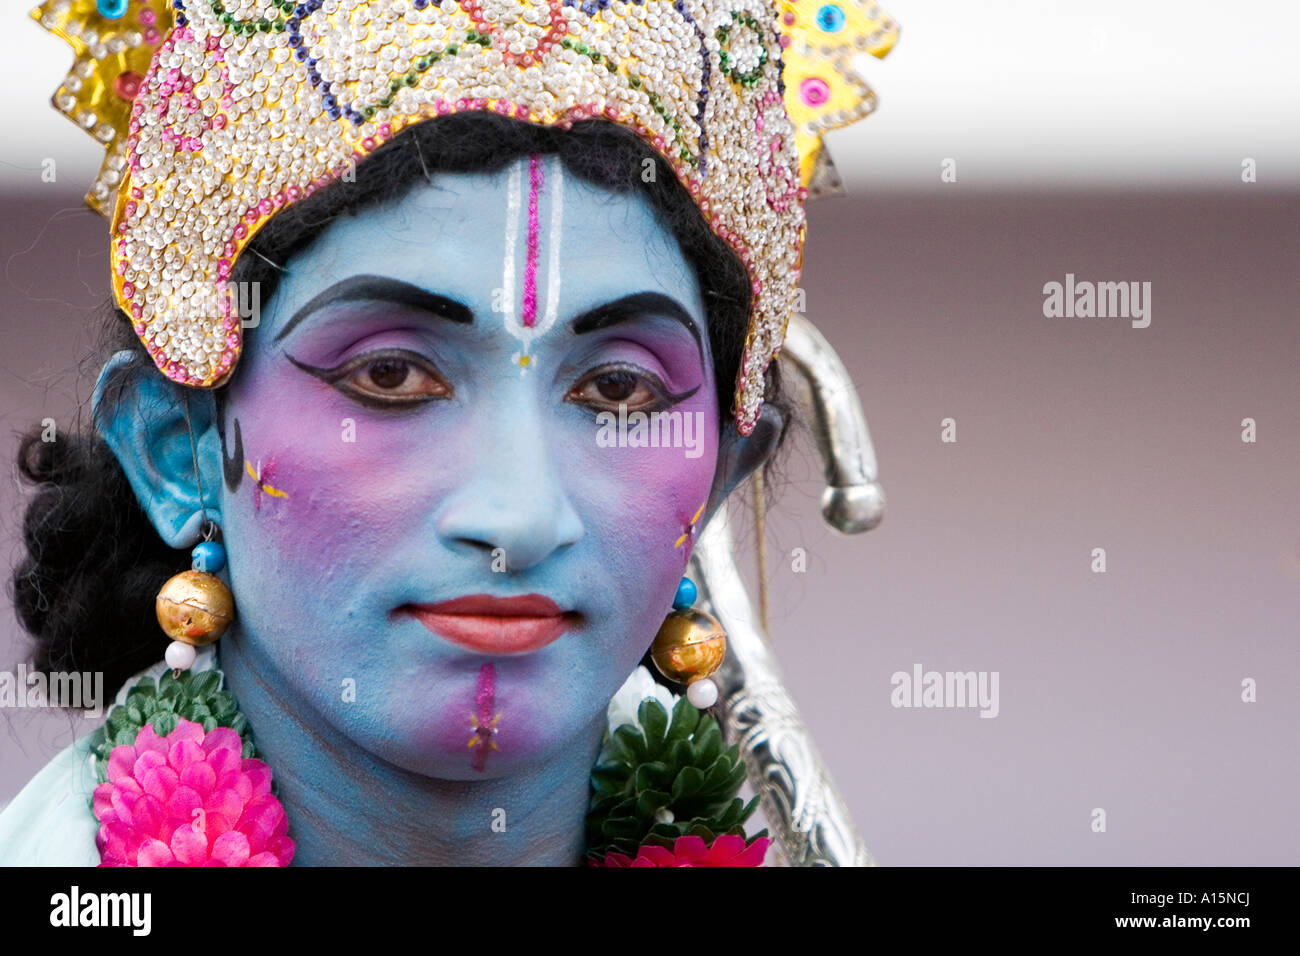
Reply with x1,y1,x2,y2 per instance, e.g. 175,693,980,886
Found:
92,350,225,549
700,401,786,529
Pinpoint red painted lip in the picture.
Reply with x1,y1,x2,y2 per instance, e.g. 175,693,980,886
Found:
397,594,577,655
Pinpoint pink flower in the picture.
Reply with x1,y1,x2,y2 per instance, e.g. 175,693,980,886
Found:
93,718,294,867
592,834,769,867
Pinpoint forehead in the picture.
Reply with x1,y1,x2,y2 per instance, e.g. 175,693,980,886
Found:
256,153,705,338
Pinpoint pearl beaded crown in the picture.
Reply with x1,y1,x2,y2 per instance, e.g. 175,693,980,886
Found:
34,0,896,435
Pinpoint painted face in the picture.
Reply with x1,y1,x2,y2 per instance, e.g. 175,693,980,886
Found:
217,153,720,780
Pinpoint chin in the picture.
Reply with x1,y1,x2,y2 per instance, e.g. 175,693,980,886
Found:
329,661,603,782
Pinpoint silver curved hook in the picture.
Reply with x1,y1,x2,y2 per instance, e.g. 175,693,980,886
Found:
778,313,885,534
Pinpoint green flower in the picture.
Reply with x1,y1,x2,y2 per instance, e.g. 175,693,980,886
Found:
585,696,763,860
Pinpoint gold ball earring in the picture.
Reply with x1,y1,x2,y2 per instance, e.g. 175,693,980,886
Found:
650,577,726,709
157,531,234,672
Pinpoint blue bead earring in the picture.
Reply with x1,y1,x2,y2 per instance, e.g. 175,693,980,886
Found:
649,577,727,709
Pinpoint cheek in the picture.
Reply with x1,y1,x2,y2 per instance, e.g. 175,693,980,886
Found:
569,409,720,582
221,394,434,579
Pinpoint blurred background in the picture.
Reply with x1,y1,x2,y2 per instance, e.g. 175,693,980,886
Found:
2,0,1297,864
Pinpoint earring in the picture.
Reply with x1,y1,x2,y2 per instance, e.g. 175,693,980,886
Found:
650,577,726,709
156,523,234,673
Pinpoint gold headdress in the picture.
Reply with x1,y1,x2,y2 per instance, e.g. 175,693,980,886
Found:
34,0,896,434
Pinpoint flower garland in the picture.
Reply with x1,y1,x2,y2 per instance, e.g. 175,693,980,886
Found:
87,666,769,867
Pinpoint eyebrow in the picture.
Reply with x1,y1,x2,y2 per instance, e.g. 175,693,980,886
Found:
571,291,704,360
274,279,702,357
274,274,474,342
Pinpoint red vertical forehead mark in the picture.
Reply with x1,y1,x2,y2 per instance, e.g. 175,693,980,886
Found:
522,152,543,328
467,662,502,772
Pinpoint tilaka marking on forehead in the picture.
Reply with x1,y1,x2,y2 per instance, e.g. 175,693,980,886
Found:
501,153,565,369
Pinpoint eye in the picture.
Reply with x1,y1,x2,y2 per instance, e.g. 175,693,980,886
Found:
287,348,452,408
344,355,447,400
565,362,699,413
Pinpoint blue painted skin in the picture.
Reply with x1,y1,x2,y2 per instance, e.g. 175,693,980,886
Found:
94,152,781,864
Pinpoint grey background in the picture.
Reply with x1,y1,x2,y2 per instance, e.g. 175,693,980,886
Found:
1,185,1296,864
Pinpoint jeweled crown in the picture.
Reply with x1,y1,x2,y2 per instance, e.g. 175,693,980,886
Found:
34,0,895,434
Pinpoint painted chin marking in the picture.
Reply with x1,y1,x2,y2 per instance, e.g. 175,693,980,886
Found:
467,662,502,772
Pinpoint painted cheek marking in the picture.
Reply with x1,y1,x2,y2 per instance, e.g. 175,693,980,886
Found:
467,662,502,772
245,457,289,511
674,500,707,549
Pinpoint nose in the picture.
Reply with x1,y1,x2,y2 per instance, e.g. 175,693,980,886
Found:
434,406,584,573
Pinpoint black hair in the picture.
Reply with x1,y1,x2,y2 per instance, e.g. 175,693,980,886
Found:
11,111,791,696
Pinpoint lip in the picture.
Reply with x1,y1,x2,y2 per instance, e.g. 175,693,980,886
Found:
397,594,577,655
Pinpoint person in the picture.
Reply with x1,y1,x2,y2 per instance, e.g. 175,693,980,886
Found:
2,0,896,866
